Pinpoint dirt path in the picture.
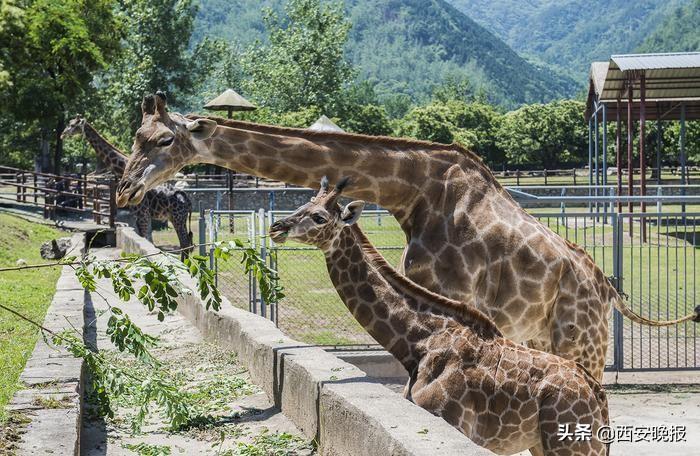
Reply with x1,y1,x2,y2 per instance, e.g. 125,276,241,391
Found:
81,248,314,456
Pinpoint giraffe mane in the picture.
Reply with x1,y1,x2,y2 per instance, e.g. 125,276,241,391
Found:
349,224,502,338
185,114,499,185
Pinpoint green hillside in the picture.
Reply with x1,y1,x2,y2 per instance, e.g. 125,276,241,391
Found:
192,0,578,108
637,0,700,53
447,0,687,82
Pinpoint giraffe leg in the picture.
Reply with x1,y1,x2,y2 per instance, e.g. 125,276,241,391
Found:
135,208,151,241
173,214,193,261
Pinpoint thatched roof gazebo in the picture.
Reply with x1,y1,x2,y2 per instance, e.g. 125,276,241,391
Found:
308,115,344,132
204,89,257,118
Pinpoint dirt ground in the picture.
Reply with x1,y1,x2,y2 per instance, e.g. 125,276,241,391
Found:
81,248,314,456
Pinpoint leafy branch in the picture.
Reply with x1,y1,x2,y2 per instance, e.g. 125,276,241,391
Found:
215,240,285,306
1,238,283,433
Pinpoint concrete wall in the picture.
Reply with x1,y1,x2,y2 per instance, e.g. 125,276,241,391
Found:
118,227,494,456
9,233,86,456
184,185,700,213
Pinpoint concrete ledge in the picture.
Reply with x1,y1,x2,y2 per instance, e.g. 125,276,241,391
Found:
117,227,495,455
9,233,86,456
333,349,408,379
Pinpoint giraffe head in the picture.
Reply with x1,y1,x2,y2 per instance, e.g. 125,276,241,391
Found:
269,177,365,249
61,115,86,139
116,91,218,207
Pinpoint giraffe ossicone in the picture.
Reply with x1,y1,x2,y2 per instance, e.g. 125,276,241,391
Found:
270,178,610,456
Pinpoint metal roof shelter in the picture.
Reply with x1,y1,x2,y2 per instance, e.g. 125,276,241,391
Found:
585,52,700,239
308,115,345,132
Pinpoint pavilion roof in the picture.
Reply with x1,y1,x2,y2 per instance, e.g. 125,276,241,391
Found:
585,53,700,121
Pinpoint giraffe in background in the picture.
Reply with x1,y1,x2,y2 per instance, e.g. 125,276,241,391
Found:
62,116,193,258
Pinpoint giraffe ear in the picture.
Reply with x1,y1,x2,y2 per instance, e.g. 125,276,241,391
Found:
341,201,365,225
186,119,217,140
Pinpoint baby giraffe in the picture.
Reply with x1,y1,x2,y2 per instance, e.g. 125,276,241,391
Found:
269,178,609,456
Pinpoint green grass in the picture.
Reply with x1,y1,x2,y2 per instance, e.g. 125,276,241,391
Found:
0,213,64,422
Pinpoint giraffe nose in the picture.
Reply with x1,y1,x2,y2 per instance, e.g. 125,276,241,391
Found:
270,220,288,232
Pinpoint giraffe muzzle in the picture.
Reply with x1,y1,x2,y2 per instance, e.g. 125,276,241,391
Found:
116,180,146,207
269,221,290,243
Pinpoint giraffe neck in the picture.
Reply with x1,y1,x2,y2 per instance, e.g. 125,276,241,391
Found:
321,224,499,373
197,123,501,225
82,122,128,176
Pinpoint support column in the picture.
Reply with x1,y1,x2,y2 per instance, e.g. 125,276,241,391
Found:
594,104,600,214
602,104,608,187
627,83,634,236
656,104,663,186
588,117,593,212
680,103,687,213
602,104,608,223
616,98,622,213
639,74,647,241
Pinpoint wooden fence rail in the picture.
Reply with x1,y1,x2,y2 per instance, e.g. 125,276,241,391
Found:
0,165,116,227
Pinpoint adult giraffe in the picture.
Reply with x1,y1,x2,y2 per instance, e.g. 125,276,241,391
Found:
117,93,700,380
62,115,194,258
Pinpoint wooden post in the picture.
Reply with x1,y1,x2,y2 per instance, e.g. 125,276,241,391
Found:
109,179,116,228
93,185,101,224
15,172,21,201
33,174,37,204
516,170,520,186
544,169,548,186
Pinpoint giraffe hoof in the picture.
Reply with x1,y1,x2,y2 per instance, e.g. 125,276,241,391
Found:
693,306,700,323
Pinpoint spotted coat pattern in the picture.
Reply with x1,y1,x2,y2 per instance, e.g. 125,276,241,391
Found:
269,181,609,456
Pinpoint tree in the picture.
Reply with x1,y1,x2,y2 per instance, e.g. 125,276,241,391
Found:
0,0,121,173
241,0,354,114
496,100,587,167
395,100,504,164
99,0,204,147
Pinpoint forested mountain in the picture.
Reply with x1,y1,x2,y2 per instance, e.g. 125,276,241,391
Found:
447,0,687,82
637,0,700,53
192,0,578,108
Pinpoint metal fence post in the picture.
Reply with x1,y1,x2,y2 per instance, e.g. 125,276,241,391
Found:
559,188,566,227
612,213,624,371
250,211,258,314
208,209,216,275
258,208,267,319
198,201,206,257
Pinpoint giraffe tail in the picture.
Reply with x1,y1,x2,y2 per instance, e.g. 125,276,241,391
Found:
614,297,700,326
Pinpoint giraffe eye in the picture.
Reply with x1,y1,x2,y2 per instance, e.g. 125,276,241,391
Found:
157,137,174,147
311,214,327,224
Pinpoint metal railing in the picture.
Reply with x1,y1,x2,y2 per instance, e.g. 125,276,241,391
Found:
201,200,699,370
